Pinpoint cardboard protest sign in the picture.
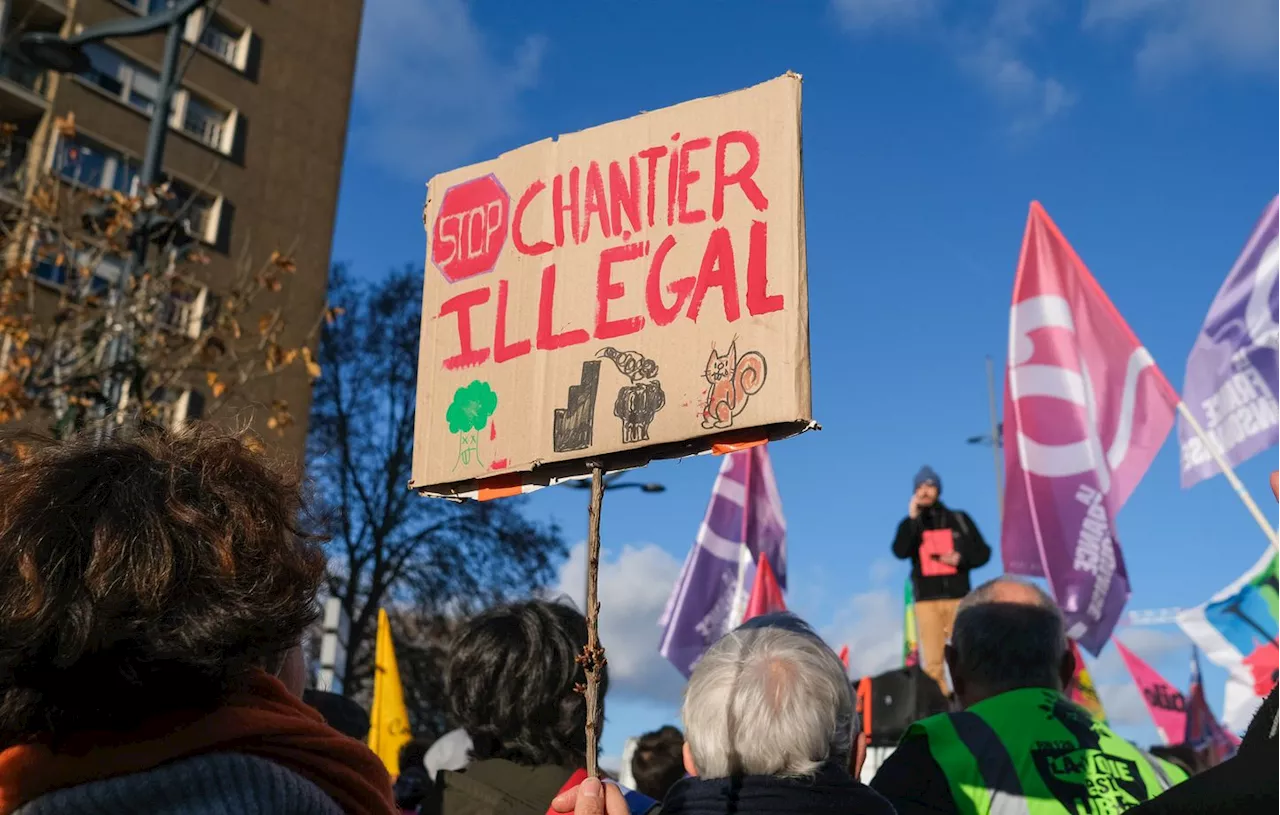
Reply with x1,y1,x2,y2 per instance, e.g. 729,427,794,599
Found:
411,74,812,498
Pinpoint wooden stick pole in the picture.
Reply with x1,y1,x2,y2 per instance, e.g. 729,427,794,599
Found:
582,464,607,777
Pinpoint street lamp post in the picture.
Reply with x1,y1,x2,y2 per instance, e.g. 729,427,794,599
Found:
18,0,212,436
966,355,1005,522
563,471,667,494
564,472,666,602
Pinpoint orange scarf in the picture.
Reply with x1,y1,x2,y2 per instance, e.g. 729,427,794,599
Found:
0,671,396,815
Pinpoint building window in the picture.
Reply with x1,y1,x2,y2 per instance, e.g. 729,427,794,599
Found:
187,10,250,71
52,135,223,243
180,94,229,152
33,252,125,297
157,283,213,339
54,136,139,195
76,43,237,154
79,43,159,116
150,386,204,430
200,17,241,65
167,179,220,244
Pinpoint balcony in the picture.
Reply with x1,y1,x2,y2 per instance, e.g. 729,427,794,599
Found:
7,0,67,30
0,54,49,118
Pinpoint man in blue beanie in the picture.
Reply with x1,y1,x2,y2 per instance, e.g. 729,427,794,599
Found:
892,465,990,695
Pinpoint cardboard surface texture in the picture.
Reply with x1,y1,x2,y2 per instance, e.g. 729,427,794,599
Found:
412,74,812,498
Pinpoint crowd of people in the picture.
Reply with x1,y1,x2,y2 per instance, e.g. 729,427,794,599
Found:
0,426,1275,815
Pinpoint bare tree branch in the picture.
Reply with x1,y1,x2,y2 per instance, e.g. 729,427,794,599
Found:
309,266,565,732
0,119,321,439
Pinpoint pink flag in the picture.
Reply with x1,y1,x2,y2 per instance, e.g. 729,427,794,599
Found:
743,552,786,621
1115,640,1187,745
838,645,850,670
1003,202,1179,655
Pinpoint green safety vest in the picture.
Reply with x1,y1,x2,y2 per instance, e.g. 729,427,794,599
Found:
909,688,1188,815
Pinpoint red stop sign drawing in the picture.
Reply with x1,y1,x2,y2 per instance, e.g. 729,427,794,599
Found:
431,174,511,284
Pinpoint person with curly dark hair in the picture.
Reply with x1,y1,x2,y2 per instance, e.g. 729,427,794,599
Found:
630,726,685,803
422,599,651,815
0,426,396,815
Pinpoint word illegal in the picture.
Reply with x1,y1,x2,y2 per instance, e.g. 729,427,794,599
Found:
433,130,787,371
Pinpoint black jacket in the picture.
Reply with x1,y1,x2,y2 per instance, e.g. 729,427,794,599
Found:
662,763,895,815
419,759,660,815
1126,687,1278,815
892,502,990,601
420,759,579,815
395,766,432,812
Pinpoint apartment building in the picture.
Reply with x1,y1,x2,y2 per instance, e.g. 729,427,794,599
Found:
0,0,363,456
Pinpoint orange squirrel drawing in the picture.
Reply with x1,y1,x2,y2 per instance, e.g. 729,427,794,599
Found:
701,341,767,429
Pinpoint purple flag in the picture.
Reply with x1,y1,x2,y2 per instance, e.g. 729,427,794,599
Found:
1179,198,1279,488
1002,204,1179,655
658,445,786,677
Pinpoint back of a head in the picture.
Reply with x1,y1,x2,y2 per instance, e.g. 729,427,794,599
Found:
446,599,606,767
0,426,325,745
950,577,1067,700
682,613,853,779
631,725,685,802
302,690,372,742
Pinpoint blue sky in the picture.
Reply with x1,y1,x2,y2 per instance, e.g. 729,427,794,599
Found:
331,0,1279,763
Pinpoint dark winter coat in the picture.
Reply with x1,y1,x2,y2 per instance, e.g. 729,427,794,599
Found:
892,501,991,601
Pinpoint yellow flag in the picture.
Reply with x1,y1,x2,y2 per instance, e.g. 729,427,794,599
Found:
1068,639,1109,723
368,608,412,775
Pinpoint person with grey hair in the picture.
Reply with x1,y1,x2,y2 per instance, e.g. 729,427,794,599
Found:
659,612,895,815
871,577,1187,815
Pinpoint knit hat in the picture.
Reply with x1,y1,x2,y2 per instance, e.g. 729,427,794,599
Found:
913,466,941,494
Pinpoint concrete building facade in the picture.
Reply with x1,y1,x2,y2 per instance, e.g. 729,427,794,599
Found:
0,0,364,455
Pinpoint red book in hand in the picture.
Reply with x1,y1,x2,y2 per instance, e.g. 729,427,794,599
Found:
919,528,958,577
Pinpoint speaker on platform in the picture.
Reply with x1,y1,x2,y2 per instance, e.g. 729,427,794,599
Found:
854,666,950,747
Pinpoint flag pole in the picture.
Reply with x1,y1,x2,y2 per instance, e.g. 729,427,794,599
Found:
727,451,756,629
581,464,607,778
728,546,751,629
1175,401,1278,548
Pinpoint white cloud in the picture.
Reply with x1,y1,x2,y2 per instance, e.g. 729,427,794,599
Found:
832,0,942,31
828,0,1075,132
959,37,1078,133
1089,627,1189,726
599,754,622,776
1113,627,1189,664
1096,679,1150,725
868,556,901,586
554,542,689,707
821,588,905,678
352,0,546,179
1084,0,1278,80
